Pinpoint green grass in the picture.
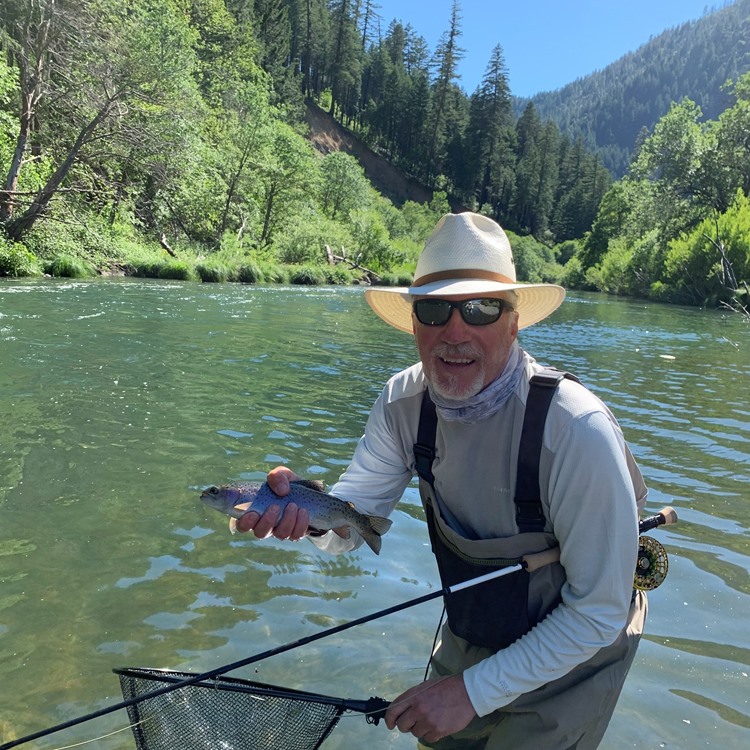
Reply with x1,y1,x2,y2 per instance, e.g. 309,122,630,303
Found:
44,255,95,278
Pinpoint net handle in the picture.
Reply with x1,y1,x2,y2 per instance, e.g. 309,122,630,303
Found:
0,561,536,750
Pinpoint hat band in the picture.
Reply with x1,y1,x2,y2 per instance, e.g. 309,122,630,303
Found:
412,269,516,287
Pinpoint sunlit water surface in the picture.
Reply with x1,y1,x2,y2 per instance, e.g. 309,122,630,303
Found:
0,278,748,749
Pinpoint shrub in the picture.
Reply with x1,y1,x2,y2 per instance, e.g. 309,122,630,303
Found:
376,272,412,287
196,262,231,283
44,255,94,278
559,256,588,290
158,260,197,280
0,240,43,277
323,265,355,285
236,263,262,283
289,265,325,285
259,263,289,284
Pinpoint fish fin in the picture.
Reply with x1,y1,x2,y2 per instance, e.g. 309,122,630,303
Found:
229,518,238,535
359,515,393,556
333,526,351,540
368,515,393,536
291,479,327,492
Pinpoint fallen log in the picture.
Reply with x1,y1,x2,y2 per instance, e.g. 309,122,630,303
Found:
324,244,381,282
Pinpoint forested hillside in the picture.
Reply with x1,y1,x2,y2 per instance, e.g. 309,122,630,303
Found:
523,0,750,176
0,1,748,313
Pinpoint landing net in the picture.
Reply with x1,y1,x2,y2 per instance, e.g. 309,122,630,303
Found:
115,667,385,750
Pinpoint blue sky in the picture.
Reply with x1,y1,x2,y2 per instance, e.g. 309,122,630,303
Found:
371,0,722,98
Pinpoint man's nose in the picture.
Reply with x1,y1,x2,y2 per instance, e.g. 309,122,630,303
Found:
440,308,471,341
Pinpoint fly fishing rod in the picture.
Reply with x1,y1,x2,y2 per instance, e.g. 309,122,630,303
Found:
0,554,544,750
0,507,677,750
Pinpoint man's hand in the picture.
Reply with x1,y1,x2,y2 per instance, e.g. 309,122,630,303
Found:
235,466,309,540
384,674,476,744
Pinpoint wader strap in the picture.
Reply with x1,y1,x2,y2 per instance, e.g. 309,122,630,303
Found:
414,371,580,533
414,389,438,485
515,370,581,532
514,371,564,532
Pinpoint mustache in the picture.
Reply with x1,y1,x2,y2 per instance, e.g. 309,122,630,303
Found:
432,343,482,361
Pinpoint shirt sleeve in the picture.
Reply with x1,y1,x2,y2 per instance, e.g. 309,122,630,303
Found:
463,410,641,716
307,387,414,554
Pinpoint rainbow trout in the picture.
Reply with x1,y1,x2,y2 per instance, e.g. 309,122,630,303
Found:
201,479,392,555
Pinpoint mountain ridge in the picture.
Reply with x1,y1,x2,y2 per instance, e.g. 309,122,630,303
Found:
514,0,750,175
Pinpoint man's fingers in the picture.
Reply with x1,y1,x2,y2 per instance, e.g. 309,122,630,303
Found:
235,504,310,541
267,466,299,496
272,504,306,540
235,509,261,534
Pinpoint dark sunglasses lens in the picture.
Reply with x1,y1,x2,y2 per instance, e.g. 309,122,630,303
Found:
414,298,505,326
414,299,452,325
462,299,504,325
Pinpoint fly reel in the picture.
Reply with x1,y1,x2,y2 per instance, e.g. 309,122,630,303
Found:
634,535,669,590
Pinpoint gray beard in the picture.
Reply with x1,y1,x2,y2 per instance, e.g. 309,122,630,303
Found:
428,342,525,424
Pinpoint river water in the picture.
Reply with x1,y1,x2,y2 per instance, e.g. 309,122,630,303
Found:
0,278,748,749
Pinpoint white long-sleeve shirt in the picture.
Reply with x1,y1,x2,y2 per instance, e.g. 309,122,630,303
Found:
311,352,646,716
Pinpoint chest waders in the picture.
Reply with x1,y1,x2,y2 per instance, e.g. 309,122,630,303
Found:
413,370,576,651
414,371,648,750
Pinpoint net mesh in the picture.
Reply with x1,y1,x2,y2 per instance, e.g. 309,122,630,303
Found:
116,668,346,750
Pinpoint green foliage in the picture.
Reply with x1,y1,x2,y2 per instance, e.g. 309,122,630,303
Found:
273,210,351,265
559,256,588,290
585,238,633,295
196,261,232,283
288,264,325,285
507,231,556,283
236,262,263,283
348,209,404,272
377,271,414,287
662,191,750,305
131,260,163,278
0,239,43,277
322,264,355,285
258,262,289,284
44,256,95,279
0,55,16,147
553,240,581,266
157,260,198,281
319,152,370,219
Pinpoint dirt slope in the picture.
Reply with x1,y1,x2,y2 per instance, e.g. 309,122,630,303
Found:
304,100,433,207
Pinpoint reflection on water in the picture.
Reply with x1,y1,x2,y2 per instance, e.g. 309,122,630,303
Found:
0,278,748,749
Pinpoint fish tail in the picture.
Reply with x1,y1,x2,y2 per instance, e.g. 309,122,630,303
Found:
359,515,393,555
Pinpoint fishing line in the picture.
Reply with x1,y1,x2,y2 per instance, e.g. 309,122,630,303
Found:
3,511,677,750
0,564,525,750
40,718,151,750
423,606,446,681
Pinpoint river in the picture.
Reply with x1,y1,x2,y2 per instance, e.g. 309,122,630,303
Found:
0,278,748,749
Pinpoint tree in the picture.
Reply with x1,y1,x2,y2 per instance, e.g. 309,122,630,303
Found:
327,0,362,124
0,0,202,241
0,0,59,222
463,44,514,207
426,0,463,176
319,151,369,218
513,103,559,235
255,122,318,247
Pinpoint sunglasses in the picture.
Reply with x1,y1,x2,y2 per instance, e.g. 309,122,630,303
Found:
412,298,512,327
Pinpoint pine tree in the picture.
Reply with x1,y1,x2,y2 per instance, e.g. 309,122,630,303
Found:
426,0,463,179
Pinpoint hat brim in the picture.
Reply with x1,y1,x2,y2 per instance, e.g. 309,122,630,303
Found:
364,280,565,333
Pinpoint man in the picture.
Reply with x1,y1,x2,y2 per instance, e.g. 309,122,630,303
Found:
237,212,648,749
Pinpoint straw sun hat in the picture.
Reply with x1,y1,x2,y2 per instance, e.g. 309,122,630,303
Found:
364,212,566,333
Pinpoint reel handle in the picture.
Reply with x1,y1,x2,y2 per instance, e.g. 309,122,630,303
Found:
521,506,678,573
639,506,678,534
